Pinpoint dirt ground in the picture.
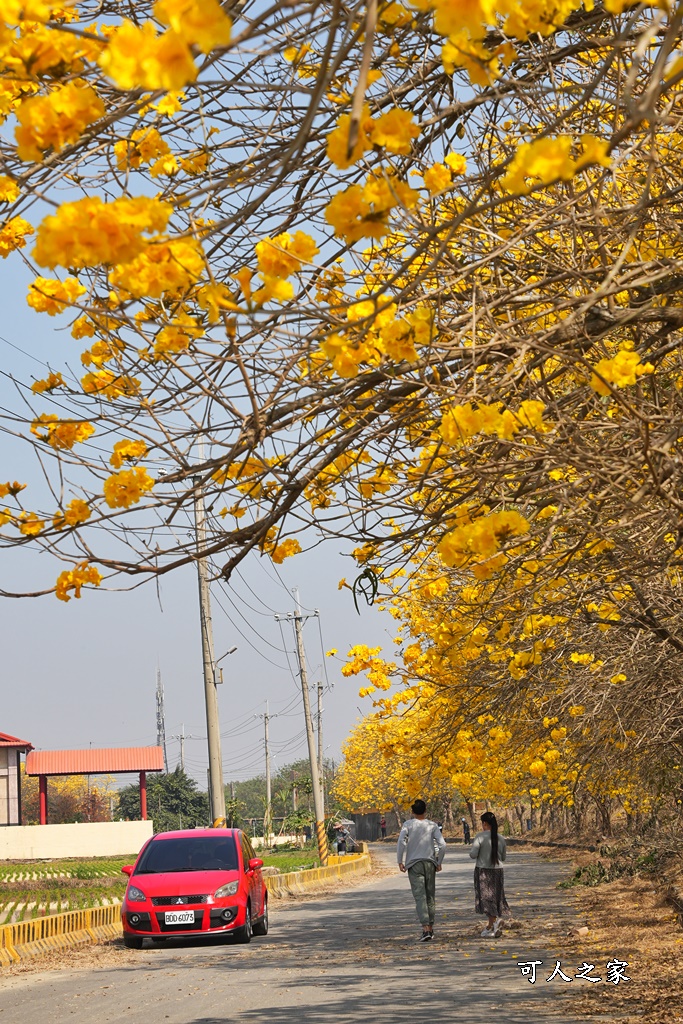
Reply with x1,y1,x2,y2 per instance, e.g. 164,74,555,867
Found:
512,843,683,1024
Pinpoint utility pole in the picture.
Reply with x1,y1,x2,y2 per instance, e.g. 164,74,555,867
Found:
279,591,328,865
193,463,226,826
317,679,325,806
171,723,195,773
256,702,272,844
156,667,168,773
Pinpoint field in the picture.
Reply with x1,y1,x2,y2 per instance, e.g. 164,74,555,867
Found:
0,849,320,923
0,857,130,924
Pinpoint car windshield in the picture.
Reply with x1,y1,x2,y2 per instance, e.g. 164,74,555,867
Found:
135,836,239,874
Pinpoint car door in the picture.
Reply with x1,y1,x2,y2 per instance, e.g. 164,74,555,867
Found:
241,833,262,917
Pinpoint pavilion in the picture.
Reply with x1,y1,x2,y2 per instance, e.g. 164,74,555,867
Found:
25,746,164,824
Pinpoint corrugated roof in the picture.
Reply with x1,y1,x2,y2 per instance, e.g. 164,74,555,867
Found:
0,732,33,750
25,746,164,776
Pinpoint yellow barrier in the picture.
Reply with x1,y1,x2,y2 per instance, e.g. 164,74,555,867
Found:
0,853,371,966
265,853,370,897
0,905,122,965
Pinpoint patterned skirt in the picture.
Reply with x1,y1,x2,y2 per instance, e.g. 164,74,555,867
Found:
474,867,510,918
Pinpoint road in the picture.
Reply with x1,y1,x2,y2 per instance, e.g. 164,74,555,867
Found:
0,844,587,1024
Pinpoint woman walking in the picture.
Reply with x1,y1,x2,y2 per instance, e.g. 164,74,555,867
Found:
469,811,510,937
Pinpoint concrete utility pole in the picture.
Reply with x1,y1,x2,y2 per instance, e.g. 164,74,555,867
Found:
286,591,328,865
317,680,324,786
256,703,272,844
193,465,226,827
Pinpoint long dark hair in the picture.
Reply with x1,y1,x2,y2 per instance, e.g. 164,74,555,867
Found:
480,812,499,865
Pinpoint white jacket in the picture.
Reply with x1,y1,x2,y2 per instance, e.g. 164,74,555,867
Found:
397,818,446,870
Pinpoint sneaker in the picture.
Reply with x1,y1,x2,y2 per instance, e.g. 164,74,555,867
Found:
420,931,433,941
481,927,494,938
493,918,503,937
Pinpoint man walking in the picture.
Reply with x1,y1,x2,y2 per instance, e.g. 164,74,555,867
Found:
461,817,471,845
397,799,447,941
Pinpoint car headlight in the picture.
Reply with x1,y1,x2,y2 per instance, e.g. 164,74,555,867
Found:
214,881,239,898
126,885,147,902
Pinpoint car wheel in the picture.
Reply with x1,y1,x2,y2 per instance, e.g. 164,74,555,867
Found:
233,903,252,944
123,935,144,949
252,901,268,936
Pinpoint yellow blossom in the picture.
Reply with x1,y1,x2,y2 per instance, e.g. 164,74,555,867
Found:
27,276,85,315
326,106,375,169
270,538,302,563
371,108,419,154
590,348,654,395
55,562,102,602
445,152,467,174
0,175,20,204
103,467,155,508
31,372,64,394
30,414,95,450
17,512,45,536
15,83,104,163
98,20,197,92
34,196,172,270
53,498,91,529
423,162,452,195
110,439,148,469
0,217,34,258
153,0,232,54
255,231,319,279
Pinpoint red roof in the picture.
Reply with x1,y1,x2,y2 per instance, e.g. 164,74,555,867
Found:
25,746,164,776
0,732,33,751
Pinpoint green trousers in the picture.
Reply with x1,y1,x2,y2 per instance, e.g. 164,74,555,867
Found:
407,860,437,926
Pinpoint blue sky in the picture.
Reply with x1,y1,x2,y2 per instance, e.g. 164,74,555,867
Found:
0,250,392,786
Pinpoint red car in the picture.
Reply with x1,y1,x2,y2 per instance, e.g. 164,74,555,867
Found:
121,828,268,948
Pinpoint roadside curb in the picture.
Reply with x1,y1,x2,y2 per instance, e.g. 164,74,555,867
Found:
0,853,372,966
265,853,371,898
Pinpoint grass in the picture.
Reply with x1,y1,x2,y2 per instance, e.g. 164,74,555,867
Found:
260,850,319,873
0,856,132,924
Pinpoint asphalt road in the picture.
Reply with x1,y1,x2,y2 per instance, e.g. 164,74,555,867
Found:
0,844,587,1024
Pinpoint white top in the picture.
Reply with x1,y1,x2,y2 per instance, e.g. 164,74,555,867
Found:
469,831,507,868
397,818,447,870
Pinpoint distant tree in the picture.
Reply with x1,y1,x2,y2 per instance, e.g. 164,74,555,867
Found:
116,767,209,833
230,776,267,820
225,797,247,829
22,769,114,824
229,759,336,820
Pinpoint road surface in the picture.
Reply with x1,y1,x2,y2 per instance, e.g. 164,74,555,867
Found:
0,844,587,1024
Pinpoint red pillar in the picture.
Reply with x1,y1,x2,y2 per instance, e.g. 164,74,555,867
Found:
139,771,147,820
39,775,48,825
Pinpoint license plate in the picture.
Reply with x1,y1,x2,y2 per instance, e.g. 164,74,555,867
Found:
164,910,195,925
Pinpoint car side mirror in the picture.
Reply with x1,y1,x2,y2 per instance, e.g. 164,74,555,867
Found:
121,865,134,876
249,858,263,871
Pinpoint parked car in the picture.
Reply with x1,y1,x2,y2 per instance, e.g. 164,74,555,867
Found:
121,828,268,948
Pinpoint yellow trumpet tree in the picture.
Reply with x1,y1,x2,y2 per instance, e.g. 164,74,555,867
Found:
2,1,683,617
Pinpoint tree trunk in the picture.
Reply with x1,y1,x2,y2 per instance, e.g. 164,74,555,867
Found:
514,804,526,832
442,796,455,834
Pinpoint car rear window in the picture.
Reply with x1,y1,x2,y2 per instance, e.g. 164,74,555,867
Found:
136,836,238,874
